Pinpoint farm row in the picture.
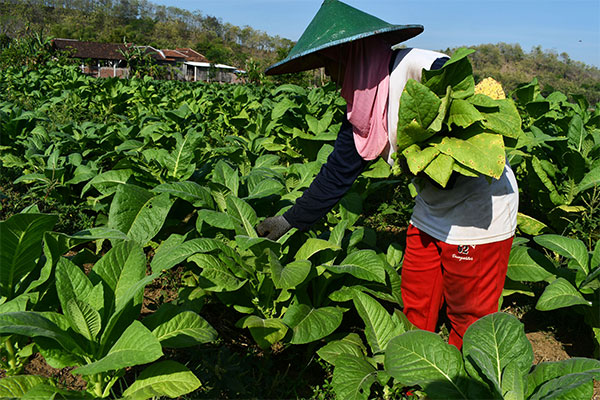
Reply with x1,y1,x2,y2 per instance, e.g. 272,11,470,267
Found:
0,58,599,399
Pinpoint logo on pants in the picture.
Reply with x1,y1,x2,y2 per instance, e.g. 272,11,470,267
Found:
457,245,470,255
453,245,475,261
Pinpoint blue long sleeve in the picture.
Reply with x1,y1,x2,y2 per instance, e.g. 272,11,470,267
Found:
283,115,368,231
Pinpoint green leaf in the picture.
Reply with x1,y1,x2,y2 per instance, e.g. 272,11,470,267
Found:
282,304,343,344
536,278,591,311
424,153,455,187
386,243,404,269
152,181,213,208
503,278,535,298
235,235,282,257
533,235,589,275
517,213,549,236
74,320,162,376
151,238,221,272
22,383,89,399
527,358,600,399
271,98,297,120
481,99,522,138
464,348,502,397
385,330,468,399
239,315,288,350
65,298,101,341
89,240,146,314
530,156,565,206
196,210,236,230
317,333,367,366
0,213,57,298
352,291,404,355
340,192,363,227
0,311,82,353
396,119,436,153
212,161,239,197
295,238,341,261
226,195,258,238
111,186,173,245
361,158,391,178
189,253,246,292
422,47,475,99
151,311,217,348
462,312,533,398
529,371,599,400
507,246,555,282
331,354,377,400
469,94,499,109
0,375,52,398
447,99,483,128
429,86,452,132
81,169,133,196
70,227,129,242
397,79,441,131
55,257,95,313
591,240,600,271
101,271,159,345
0,292,38,313
327,250,386,284
122,360,201,400
268,250,311,290
432,131,505,179
165,131,200,180
403,144,440,175
578,166,600,192
245,179,284,199
567,114,586,152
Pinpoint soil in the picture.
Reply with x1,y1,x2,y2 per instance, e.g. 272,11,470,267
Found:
23,353,88,392
2,268,597,399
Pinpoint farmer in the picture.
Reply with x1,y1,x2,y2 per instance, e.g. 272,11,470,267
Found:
256,0,518,349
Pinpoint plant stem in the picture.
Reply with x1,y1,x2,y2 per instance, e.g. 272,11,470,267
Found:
5,337,18,370
94,374,104,398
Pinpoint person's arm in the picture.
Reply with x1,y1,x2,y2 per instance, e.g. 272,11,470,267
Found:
257,114,368,239
284,114,368,230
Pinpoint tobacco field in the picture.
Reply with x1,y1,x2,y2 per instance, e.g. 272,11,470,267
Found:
0,55,599,399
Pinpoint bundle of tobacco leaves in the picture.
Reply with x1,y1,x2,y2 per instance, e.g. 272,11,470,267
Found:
392,48,522,187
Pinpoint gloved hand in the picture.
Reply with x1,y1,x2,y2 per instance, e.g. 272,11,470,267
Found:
256,215,292,241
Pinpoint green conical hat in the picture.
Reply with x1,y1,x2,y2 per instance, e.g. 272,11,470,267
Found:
265,0,423,75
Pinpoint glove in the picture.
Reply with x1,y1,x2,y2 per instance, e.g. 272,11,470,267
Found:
256,215,292,241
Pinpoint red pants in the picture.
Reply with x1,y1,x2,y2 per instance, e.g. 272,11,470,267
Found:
401,224,513,349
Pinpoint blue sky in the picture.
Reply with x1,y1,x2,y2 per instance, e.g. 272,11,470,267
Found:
155,0,600,67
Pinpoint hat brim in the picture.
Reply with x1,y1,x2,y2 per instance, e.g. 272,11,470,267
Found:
265,25,423,76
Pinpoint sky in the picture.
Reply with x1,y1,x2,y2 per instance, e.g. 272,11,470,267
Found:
154,0,600,67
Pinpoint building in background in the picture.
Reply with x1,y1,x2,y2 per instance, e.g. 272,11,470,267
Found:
51,38,243,83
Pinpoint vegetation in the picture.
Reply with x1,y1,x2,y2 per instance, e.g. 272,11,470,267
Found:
0,33,599,400
2,0,600,93
393,48,522,187
466,43,600,105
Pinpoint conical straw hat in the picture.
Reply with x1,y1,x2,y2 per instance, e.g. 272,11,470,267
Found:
265,0,423,75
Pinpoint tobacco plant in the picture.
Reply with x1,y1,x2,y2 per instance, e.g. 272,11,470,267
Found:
510,78,600,236
506,234,600,353
0,240,216,399
384,313,600,400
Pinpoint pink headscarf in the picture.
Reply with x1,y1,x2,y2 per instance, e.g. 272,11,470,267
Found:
340,38,392,160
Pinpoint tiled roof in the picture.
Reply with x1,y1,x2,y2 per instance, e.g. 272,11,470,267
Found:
52,38,128,60
161,49,188,60
52,39,211,64
176,48,209,62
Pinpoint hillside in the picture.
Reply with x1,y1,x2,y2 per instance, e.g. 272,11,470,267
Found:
1,0,599,102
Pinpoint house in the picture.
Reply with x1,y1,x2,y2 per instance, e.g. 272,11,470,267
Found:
52,38,130,78
52,39,242,83
172,47,241,83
